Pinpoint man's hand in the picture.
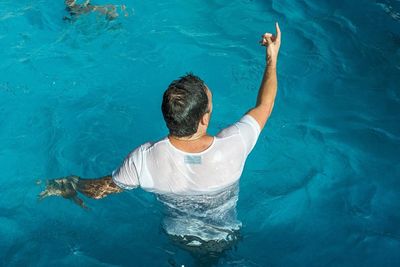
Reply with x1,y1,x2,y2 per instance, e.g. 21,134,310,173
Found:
38,175,88,209
259,22,281,67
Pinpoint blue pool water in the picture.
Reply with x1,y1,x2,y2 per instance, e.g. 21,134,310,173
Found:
1,0,399,266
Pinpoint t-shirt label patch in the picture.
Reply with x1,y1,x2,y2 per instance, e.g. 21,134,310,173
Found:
184,155,202,164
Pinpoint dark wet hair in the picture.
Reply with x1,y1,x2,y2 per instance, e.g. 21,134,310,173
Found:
162,74,209,137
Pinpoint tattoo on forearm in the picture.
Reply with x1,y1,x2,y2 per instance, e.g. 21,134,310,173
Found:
77,175,123,199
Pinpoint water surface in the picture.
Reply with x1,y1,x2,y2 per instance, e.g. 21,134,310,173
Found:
0,0,399,266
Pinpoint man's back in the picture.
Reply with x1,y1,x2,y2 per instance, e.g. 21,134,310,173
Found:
112,115,260,195
110,114,260,242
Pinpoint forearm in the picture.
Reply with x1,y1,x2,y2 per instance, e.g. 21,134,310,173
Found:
256,60,277,115
247,61,278,129
77,175,123,199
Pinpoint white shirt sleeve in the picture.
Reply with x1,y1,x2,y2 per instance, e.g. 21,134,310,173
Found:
112,146,143,190
235,114,261,155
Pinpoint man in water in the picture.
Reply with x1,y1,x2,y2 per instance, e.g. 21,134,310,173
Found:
64,0,127,20
39,23,281,260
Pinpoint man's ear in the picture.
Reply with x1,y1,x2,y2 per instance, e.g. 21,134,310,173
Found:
200,113,209,126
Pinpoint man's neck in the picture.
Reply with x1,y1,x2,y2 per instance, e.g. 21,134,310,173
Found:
168,133,214,153
169,134,204,141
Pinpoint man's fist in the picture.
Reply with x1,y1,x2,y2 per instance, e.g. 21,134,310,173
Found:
260,22,281,66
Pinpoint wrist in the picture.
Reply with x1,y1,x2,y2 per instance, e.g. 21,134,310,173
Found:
266,56,277,68
69,175,80,190
266,60,277,69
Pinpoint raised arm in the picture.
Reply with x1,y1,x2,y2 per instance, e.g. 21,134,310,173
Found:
38,175,123,209
247,22,281,130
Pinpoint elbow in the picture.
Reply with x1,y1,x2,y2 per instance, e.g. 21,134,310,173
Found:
267,101,275,117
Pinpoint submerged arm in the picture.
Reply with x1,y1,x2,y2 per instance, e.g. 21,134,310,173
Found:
38,175,124,209
77,175,123,199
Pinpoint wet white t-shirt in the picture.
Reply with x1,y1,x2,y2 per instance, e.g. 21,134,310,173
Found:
112,114,261,241
112,115,261,194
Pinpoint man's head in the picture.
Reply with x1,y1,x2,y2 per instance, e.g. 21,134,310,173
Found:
162,74,212,137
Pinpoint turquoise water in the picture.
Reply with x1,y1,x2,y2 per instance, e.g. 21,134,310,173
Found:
1,0,399,266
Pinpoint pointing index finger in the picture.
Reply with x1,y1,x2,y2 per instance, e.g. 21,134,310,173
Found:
275,22,281,42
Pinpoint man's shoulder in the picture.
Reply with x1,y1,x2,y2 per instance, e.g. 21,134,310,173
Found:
138,137,169,152
216,122,240,139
